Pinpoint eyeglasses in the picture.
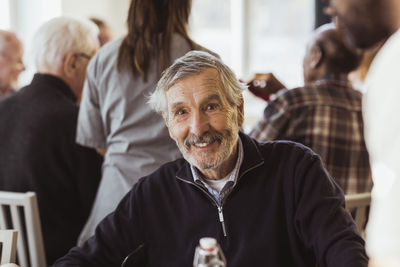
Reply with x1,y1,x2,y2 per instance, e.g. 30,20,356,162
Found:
77,53,92,60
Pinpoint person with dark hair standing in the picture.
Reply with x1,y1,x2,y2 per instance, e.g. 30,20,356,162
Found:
76,0,215,244
249,24,371,194
325,0,400,265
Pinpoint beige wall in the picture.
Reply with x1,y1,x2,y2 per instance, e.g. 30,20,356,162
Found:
7,0,131,87
61,0,130,40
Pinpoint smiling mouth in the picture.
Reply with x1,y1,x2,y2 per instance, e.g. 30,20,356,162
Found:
194,143,208,147
184,131,224,150
192,140,217,149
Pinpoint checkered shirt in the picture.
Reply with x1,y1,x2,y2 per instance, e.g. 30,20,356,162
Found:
249,80,372,194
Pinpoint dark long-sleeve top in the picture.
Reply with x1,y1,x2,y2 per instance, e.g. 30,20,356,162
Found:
0,74,103,265
54,132,367,267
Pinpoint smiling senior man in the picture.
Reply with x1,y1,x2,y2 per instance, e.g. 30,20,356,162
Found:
54,51,367,267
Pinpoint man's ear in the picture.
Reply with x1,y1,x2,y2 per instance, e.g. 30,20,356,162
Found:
237,95,245,128
62,52,77,77
309,44,323,69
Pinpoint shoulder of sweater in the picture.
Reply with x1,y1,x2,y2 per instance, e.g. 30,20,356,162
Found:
256,139,319,160
134,157,186,185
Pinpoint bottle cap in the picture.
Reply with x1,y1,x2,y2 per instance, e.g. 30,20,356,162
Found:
199,237,217,251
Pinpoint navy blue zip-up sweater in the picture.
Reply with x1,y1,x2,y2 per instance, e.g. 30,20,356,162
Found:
55,132,367,267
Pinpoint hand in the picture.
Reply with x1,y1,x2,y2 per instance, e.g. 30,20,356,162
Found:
96,148,106,156
246,73,286,102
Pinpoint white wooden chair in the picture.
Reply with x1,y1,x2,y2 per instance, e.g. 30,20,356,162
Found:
0,230,18,264
0,191,46,267
345,192,371,238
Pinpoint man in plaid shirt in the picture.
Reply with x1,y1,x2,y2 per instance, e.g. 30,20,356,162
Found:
249,24,372,194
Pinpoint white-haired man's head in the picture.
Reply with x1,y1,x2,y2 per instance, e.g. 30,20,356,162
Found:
148,51,246,118
32,16,99,100
148,51,247,180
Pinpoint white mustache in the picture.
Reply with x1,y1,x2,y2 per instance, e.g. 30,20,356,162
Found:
184,131,223,148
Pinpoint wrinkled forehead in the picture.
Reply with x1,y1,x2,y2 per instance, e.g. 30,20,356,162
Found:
165,68,227,105
166,66,219,89
168,68,221,91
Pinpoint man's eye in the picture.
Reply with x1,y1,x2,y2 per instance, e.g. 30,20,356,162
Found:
206,104,218,111
176,109,187,116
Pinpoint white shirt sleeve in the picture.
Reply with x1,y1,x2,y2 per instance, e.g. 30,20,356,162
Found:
364,29,400,262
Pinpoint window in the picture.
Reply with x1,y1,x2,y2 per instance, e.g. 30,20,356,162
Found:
4,0,61,86
190,0,314,131
0,0,10,29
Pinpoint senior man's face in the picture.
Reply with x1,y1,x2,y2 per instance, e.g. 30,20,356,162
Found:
324,0,394,49
164,68,242,179
0,42,24,89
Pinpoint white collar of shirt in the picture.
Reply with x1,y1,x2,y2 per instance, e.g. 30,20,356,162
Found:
203,174,231,193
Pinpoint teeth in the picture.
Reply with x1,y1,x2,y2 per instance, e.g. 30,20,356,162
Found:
195,143,208,147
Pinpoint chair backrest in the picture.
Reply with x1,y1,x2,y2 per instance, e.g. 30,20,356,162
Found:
0,191,46,267
345,192,371,238
0,230,18,264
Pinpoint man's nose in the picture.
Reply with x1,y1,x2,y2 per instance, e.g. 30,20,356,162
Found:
189,111,209,137
323,5,335,17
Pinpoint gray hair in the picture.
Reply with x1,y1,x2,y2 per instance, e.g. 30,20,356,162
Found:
148,50,247,114
31,16,99,72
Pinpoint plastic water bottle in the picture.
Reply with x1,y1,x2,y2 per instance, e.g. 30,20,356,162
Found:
193,237,227,267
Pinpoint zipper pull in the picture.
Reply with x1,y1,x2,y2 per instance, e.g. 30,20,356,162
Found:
218,206,228,237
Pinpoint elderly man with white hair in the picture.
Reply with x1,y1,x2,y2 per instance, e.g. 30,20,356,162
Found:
0,17,103,265
55,51,367,267
0,29,24,98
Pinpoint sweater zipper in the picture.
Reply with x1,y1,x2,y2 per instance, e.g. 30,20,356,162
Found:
176,159,264,238
176,177,228,237
217,206,227,236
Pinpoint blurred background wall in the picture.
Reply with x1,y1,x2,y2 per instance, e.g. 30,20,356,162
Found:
0,0,318,130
